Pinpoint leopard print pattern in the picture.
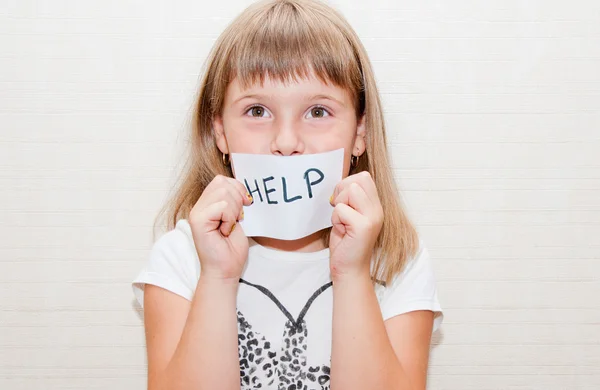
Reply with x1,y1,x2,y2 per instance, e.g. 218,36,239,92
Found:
237,311,331,390
236,277,386,388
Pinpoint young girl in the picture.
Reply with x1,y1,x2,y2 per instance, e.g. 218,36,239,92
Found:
132,0,443,389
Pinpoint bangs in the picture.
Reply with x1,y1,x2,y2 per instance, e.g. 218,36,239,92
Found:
224,1,364,109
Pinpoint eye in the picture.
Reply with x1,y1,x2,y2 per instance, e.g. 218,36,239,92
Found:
307,105,331,119
245,105,271,118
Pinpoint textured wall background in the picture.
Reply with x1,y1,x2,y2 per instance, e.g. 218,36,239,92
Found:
1,0,599,389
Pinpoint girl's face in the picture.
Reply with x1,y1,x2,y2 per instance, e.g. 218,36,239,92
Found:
213,70,366,178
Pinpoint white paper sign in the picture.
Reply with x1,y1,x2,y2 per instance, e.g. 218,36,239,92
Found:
230,148,344,240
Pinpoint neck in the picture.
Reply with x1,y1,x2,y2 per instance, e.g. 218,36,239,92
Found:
252,228,328,253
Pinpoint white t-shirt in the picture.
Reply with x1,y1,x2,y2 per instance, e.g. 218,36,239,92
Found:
132,219,443,389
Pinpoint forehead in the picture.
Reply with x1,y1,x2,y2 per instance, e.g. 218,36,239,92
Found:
225,71,352,103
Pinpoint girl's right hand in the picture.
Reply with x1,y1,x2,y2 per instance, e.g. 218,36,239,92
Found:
188,175,253,282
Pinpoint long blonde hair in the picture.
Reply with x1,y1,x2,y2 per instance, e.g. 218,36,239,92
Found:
153,0,420,286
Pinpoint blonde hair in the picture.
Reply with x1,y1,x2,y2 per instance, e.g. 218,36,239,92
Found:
154,0,420,286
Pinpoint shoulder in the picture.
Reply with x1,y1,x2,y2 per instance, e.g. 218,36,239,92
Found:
150,219,199,273
377,238,444,332
155,219,197,258
396,239,434,284
131,219,201,307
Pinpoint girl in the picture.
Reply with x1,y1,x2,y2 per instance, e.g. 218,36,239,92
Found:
132,0,443,389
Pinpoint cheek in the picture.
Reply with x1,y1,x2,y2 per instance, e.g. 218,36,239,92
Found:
306,134,354,177
225,124,269,153
311,127,355,148
228,136,266,154
341,149,354,178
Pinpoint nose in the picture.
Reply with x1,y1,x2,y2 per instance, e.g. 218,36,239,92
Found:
271,118,304,156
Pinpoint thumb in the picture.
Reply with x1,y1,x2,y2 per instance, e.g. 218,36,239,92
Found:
331,203,359,237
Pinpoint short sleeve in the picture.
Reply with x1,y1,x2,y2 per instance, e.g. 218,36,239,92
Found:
131,219,200,309
379,240,444,332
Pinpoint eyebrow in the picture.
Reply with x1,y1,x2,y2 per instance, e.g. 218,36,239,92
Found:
309,94,346,108
233,93,346,108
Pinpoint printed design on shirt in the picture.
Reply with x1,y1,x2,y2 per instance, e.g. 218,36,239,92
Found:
237,278,333,390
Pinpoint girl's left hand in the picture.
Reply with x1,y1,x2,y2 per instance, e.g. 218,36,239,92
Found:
329,171,384,281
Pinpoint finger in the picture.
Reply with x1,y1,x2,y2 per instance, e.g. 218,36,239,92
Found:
351,171,379,203
225,190,246,220
330,174,359,206
228,218,248,246
225,177,254,206
331,202,363,238
201,190,241,237
203,185,245,218
330,180,345,206
205,175,253,207
200,200,236,235
221,179,248,211
218,201,239,237
332,182,371,215
218,190,246,236
332,171,378,206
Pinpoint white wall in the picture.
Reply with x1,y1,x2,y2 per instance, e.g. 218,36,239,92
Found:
1,0,599,388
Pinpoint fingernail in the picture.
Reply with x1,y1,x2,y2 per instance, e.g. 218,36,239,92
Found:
246,193,253,203
230,222,236,234
240,210,244,220
329,194,334,204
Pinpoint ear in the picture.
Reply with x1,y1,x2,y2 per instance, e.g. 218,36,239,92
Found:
352,114,366,157
212,115,229,154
